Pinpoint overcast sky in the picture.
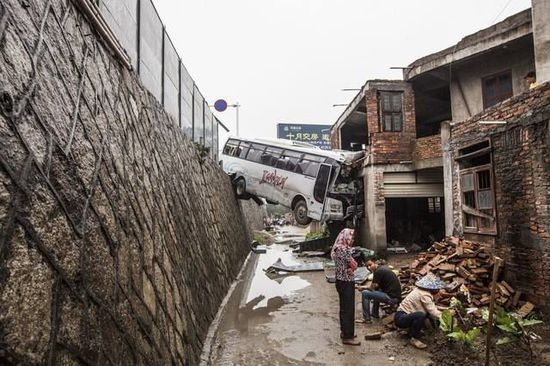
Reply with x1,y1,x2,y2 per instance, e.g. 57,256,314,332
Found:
152,0,531,146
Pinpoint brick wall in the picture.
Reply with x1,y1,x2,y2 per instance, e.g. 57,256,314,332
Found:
0,1,261,364
450,83,550,308
413,135,442,161
365,82,416,164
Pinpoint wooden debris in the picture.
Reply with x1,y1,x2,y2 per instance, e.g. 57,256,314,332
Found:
512,291,522,307
517,302,535,318
382,313,395,325
364,331,383,340
396,236,534,314
501,281,515,294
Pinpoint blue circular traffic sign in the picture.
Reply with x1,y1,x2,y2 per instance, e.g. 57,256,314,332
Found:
214,99,228,112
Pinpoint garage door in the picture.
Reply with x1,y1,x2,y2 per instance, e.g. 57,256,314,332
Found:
383,171,444,198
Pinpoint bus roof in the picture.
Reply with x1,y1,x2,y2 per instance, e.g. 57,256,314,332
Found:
225,136,364,164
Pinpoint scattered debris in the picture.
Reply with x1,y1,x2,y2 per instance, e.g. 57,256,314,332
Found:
324,263,370,284
251,241,267,254
398,237,535,315
264,258,324,273
364,331,383,340
298,251,327,258
386,247,408,254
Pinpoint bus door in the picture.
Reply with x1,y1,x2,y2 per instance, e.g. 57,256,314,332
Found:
311,163,332,221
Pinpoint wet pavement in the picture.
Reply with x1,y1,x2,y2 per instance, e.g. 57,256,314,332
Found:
203,226,432,365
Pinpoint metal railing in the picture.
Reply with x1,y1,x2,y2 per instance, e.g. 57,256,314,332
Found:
97,0,221,160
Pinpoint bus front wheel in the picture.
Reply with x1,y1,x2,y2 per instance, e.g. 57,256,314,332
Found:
234,178,247,197
293,200,312,226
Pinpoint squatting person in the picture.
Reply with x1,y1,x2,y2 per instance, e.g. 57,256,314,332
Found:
355,256,402,323
394,272,446,349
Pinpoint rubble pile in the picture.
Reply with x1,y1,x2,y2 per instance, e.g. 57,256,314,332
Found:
398,237,534,314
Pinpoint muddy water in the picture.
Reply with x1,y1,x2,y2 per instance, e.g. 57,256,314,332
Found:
206,227,432,365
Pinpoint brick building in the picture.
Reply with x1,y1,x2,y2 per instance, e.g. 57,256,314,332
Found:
332,81,445,252
331,0,549,307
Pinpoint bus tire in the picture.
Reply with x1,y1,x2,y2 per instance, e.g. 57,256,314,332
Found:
293,200,312,226
234,178,246,197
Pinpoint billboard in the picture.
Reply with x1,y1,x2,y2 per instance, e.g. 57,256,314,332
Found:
277,123,332,150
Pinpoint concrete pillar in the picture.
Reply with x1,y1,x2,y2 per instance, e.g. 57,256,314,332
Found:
362,165,387,252
532,0,550,84
441,121,454,237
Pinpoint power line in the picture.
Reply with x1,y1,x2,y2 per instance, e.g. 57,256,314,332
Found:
490,0,514,25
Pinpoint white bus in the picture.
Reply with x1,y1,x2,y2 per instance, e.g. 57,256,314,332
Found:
221,137,364,225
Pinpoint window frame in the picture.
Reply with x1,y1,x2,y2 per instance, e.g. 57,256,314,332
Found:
378,91,404,132
223,139,332,177
457,139,497,235
427,197,441,213
482,70,513,109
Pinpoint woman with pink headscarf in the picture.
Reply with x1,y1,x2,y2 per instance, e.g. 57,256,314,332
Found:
331,228,360,345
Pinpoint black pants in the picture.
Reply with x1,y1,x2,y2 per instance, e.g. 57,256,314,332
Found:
335,280,355,339
394,311,427,339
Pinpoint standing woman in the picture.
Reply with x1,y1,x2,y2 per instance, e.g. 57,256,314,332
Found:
331,228,360,346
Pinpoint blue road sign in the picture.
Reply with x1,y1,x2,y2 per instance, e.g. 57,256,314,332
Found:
214,99,228,112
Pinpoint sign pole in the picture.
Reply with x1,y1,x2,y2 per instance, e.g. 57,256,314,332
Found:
235,102,240,137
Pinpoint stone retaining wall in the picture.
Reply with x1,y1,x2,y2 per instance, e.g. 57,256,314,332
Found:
0,0,260,364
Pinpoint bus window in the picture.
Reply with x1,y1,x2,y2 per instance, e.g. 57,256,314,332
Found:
239,142,251,159
223,139,239,156
282,150,302,165
314,164,332,203
274,150,303,172
261,147,283,167
246,144,266,163
265,147,283,158
303,154,327,163
300,153,324,177
303,161,320,177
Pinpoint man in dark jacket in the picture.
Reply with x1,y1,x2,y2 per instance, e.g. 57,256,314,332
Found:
356,256,401,323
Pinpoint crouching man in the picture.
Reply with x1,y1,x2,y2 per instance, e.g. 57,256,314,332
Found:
356,256,402,323
394,272,446,349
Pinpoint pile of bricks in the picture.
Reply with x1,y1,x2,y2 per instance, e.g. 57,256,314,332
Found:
398,237,535,315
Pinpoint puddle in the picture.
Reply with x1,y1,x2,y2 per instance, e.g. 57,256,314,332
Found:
245,244,311,308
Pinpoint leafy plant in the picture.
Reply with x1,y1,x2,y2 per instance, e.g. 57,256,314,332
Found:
448,327,481,347
482,306,543,353
440,309,457,333
495,316,542,346
305,229,328,241
450,297,466,317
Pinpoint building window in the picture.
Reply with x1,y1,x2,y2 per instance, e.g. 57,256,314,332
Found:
379,91,403,132
456,140,496,234
482,71,512,109
427,197,441,213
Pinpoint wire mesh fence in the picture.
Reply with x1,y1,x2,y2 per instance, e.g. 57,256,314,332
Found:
98,0,220,161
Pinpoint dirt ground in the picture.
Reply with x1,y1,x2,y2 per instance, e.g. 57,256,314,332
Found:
202,227,549,365
203,227,431,365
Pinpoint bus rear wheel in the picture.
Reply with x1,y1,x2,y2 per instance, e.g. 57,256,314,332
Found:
293,200,312,226
234,178,247,197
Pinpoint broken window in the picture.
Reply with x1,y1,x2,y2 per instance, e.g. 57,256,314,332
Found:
246,144,266,163
427,197,441,213
238,142,250,159
456,140,496,234
379,91,403,132
223,139,240,157
482,70,512,109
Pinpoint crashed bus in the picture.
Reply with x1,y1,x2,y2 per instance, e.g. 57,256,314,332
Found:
221,137,364,225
